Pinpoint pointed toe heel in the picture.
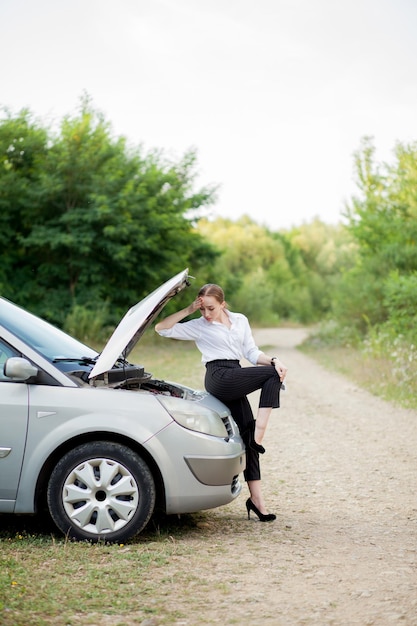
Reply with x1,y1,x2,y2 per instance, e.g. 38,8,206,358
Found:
250,440,266,454
246,498,276,522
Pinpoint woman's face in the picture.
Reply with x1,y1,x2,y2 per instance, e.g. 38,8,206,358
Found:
199,295,225,323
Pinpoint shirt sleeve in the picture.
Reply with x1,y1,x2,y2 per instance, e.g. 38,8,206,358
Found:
156,318,202,341
239,314,262,365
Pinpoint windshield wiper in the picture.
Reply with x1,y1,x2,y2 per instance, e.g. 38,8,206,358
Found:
53,356,98,364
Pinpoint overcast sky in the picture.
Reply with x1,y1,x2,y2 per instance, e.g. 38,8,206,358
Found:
1,0,417,230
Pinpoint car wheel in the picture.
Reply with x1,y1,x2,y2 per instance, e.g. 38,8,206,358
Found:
47,441,156,542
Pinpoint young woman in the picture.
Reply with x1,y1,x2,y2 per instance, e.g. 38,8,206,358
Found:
155,283,287,522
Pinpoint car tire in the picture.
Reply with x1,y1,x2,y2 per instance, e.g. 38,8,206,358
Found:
47,441,156,542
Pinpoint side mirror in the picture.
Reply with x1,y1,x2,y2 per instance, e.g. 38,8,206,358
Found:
4,357,38,381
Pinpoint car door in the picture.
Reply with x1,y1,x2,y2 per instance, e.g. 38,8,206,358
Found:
0,339,29,508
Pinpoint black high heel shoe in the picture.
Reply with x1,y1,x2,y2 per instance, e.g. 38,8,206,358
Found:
248,421,266,454
250,440,266,454
246,498,276,522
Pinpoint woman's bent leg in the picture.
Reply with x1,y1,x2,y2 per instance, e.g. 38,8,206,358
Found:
204,362,276,518
205,362,280,446
205,362,281,407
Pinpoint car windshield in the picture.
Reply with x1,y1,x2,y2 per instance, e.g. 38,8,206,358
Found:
0,298,98,363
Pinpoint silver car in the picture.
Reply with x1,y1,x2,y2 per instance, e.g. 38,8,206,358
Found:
0,269,245,542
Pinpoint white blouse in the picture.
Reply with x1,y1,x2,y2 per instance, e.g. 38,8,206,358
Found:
156,310,262,365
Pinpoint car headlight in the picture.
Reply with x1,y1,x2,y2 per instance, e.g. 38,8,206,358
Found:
157,396,228,438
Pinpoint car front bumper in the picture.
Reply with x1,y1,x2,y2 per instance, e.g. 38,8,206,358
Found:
148,422,246,515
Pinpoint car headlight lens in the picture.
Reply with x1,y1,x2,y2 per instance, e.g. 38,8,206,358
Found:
158,396,228,438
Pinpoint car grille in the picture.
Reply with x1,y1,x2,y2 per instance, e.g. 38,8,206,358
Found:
221,415,234,438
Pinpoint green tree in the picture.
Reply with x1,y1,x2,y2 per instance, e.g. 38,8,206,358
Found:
288,218,356,319
0,99,217,325
196,215,349,324
0,109,48,294
335,137,417,334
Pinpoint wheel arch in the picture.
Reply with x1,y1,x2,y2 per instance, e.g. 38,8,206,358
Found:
34,432,166,516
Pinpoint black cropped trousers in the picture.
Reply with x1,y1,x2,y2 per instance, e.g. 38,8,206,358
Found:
205,360,281,482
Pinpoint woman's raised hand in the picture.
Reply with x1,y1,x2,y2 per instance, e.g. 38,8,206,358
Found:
189,296,203,314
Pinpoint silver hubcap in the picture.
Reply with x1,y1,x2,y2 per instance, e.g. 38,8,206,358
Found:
62,457,139,535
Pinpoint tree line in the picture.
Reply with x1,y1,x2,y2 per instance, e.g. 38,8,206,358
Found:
1,101,416,350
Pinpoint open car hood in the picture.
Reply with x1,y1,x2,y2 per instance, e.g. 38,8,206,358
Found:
89,269,190,379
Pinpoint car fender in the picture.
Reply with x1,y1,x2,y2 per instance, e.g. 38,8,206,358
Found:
14,386,173,513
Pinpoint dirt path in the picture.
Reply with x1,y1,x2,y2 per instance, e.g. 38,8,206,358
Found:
242,328,417,625
175,329,417,625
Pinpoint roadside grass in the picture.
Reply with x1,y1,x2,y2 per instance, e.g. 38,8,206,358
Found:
2,329,415,625
130,332,207,390
300,328,417,410
0,516,211,626
0,503,268,626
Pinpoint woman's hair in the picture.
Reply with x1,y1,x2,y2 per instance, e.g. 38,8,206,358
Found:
198,283,227,306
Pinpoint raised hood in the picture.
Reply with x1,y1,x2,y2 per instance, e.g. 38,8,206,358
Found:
89,269,190,379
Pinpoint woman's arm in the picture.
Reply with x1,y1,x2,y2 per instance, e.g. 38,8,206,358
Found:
155,297,202,332
241,315,288,382
257,352,288,382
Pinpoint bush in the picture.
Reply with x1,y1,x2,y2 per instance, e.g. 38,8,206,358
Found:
362,324,417,406
382,271,417,339
63,303,111,345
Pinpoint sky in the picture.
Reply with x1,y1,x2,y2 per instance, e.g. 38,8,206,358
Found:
1,0,417,231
